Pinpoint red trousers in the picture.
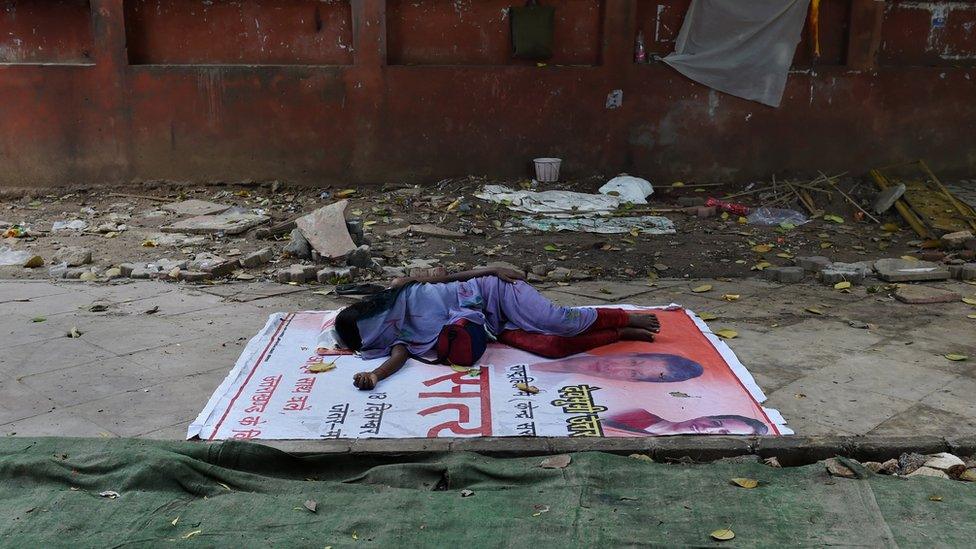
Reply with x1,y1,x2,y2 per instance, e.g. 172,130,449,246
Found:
498,308,629,359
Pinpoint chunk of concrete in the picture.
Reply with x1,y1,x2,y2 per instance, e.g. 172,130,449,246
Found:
942,230,974,250
53,246,92,267
161,199,231,216
276,264,318,284
240,248,273,268
949,263,976,281
283,229,312,259
875,258,950,282
178,271,213,282
872,183,906,214
796,256,832,273
295,200,357,259
161,212,270,235
820,262,870,285
894,285,961,304
346,245,373,268
317,266,357,284
763,266,805,283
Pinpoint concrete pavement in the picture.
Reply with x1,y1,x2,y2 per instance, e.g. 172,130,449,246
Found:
1,277,975,441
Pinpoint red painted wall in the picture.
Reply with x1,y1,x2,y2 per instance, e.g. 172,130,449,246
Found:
0,0,974,190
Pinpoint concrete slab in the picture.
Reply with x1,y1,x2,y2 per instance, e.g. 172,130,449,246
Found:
766,376,917,434
295,200,357,259
875,258,950,282
921,377,976,418
161,199,231,216
0,337,117,377
161,212,270,235
869,404,976,438
894,285,961,304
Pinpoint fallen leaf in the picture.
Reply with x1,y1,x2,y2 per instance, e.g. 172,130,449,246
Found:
820,242,833,249
335,189,356,199
544,244,560,252
698,312,718,321
833,281,852,290
715,329,738,340
730,478,759,489
669,391,691,398
945,354,968,362
710,529,735,541
89,303,109,312
776,252,794,259
308,361,337,373
962,297,976,306
881,223,899,232
737,216,748,224
968,314,976,320
31,317,46,323
532,504,550,517
516,383,539,394
751,262,772,271
751,244,773,253
806,307,824,315
67,327,82,338
171,516,179,527
304,499,318,513
672,181,685,187
540,455,571,469
352,532,359,540
182,530,202,540
450,365,469,373
144,305,160,315
99,490,120,499
692,284,712,293
460,489,475,498
722,294,740,302
629,227,640,237
960,469,976,482
901,255,919,262
929,495,944,502
794,393,807,399
824,214,845,223
720,212,730,220
142,239,157,248
629,454,653,462
446,198,461,211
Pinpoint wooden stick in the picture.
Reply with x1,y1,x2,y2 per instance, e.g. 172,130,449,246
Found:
819,171,881,223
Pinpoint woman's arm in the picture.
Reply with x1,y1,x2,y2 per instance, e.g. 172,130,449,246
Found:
353,344,410,390
392,267,524,288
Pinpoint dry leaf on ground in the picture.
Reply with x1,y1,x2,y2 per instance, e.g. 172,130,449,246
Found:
730,478,759,489
710,529,735,541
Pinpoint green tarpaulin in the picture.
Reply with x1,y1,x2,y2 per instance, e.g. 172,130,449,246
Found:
0,438,973,547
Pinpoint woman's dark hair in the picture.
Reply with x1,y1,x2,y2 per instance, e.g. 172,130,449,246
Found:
334,288,403,352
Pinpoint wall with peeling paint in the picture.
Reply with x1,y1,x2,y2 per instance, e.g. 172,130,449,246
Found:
0,0,974,189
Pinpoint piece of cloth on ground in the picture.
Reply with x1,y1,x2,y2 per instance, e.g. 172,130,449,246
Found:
189,305,791,440
0,439,972,547
663,0,810,107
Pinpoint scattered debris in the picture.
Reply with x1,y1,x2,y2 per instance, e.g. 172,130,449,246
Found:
476,185,621,215
520,216,675,235
295,200,358,259
598,175,654,204
161,212,269,235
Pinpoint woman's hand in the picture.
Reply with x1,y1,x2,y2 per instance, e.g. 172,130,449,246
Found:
353,372,379,390
493,267,526,284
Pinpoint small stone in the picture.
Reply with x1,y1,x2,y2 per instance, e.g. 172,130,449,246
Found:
548,267,573,281
872,183,906,214
168,267,181,279
190,253,236,278
941,230,973,250
960,250,976,261
53,246,92,267
105,267,122,279
825,457,857,478
965,237,976,251
796,256,832,273
119,263,137,277
530,264,550,276
899,452,928,475
317,267,357,284
961,468,976,482
154,258,188,272
763,266,804,283
919,251,946,263
906,466,949,479
677,196,706,207
62,268,86,279
79,271,97,282
283,229,312,259
345,220,366,246
278,264,315,284
346,245,373,268
875,258,949,282
21,255,44,269
878,458,899,475
894,285,961,304
240,248,273,268
863,461,884,473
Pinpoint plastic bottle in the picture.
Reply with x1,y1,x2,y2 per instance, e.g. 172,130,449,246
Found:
635,30,647,64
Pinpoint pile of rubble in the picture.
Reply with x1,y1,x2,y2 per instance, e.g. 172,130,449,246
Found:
825,451,976,482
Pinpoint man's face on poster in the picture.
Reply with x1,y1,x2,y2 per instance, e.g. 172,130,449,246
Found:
536,353,703,383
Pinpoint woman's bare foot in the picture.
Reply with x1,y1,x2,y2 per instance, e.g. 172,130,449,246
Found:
627,313,660,333
619,327,655,342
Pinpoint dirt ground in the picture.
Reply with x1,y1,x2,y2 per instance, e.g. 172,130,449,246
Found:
0,174,931,283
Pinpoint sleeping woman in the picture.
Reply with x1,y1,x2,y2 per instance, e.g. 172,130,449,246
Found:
326,267,660,390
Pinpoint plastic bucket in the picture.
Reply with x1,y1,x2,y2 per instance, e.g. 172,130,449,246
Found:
533,158,562,183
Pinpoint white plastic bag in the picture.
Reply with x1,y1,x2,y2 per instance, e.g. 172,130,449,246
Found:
599,175,654,204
